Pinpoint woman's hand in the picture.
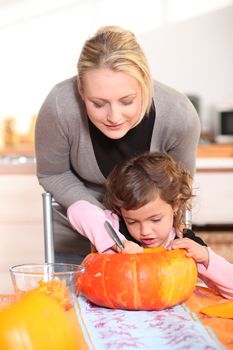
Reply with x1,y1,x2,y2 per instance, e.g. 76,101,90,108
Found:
67,200,125,253
113,240,143,254
170,238,209,268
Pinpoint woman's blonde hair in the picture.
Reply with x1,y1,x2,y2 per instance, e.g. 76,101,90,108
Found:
104,152,193,233
77,25,153,119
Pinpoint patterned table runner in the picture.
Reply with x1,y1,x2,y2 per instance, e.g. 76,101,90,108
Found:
74,286,233,350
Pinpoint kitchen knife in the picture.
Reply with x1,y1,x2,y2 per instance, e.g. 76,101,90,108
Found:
104,220,125,251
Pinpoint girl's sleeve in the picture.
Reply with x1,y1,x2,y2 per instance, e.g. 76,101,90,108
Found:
67,200,126,253
197,247,233,299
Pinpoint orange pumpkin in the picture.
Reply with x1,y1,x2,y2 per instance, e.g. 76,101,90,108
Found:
79,248,197,310
0,291,78,350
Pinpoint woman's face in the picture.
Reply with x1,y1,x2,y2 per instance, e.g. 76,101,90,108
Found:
80,68,142,139
120,195,176,248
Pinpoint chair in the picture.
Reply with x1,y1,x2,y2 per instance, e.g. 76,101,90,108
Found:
184,208,192,231
42,192,68,263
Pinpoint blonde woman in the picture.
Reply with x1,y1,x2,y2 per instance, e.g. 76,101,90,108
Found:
35,26,200,264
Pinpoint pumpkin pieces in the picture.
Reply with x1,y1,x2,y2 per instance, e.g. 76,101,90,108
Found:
79,248,197,310
27,279,73,310
0,291,79,350
200,300,233,319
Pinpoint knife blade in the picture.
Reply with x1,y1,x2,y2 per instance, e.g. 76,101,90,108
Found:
104,220,125,251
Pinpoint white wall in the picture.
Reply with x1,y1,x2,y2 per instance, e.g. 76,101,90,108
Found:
138,5,233,133
0,2,232,135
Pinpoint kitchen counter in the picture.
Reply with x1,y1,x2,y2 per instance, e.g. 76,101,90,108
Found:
196,143,233,158
0,144,35,175
196,143,233,172
0,143,232,175
196,157,233,172
2,158,232,175
0,156,36,175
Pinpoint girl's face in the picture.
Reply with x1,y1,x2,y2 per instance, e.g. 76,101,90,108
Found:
121,195,176,248
80,68,142,139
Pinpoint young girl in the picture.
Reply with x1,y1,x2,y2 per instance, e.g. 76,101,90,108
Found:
68,152,233,299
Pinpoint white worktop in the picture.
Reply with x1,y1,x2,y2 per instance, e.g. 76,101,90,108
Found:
196,157,233,169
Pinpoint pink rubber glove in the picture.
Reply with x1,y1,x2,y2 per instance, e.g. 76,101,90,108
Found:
67,200,126,253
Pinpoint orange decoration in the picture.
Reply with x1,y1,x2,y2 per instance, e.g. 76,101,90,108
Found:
79,248,197,310
200,300,233,319
0,291,78,350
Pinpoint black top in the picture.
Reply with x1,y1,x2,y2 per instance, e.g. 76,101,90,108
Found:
181,229,207,246
88,104,155,178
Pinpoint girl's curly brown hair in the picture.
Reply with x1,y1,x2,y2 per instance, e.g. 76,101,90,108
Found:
104,151,193,232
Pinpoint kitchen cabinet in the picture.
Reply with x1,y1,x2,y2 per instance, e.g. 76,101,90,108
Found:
192,169,233,225
192,144,233,226
0,171,44,293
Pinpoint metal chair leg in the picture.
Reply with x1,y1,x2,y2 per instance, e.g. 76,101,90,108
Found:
42,192,55,263
185,208,192,230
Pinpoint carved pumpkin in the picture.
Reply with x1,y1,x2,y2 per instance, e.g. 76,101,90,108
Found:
79,248,197,310
0,291,78,350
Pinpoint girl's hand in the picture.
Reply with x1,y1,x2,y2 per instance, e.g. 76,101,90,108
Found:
113,240,143,254
170,238,209,268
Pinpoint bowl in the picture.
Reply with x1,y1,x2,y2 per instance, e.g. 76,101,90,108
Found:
9,263,85,308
